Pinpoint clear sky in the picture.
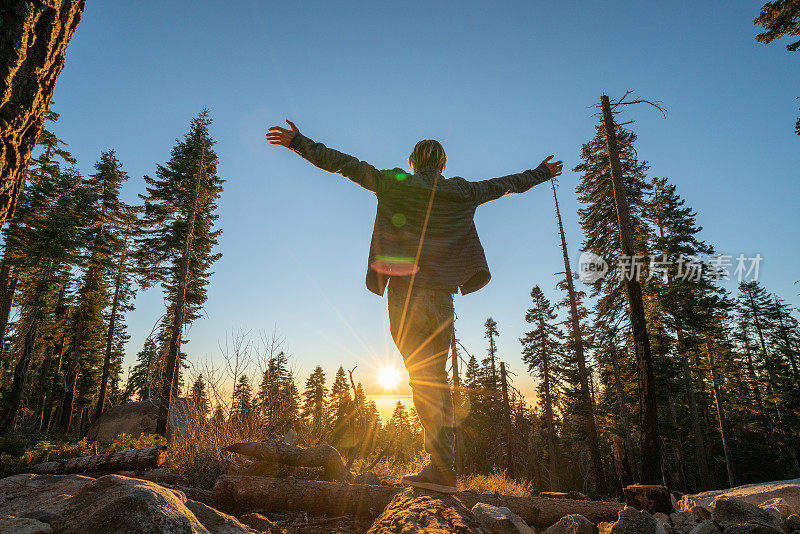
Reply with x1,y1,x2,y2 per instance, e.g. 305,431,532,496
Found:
49,1,799,408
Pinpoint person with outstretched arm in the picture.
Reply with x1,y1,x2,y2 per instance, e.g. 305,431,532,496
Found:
266,121,562,493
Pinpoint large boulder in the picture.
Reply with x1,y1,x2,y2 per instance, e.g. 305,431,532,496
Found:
687,479,800,513
0,517,52,534
0,473,92,520
542,514,597,534
184,500,256,534
49,474,209,534
711,497,784,533
608,506,666,534
86,398,198,443
367,488,487,533
471,502,536,534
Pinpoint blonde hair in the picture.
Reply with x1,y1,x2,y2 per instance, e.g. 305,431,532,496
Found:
409,140,446,173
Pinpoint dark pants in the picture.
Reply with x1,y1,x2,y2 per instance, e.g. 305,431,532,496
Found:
387,278,455,470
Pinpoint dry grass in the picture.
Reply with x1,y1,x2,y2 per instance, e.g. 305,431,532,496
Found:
168,414,269,489
359,454,533,497
458,469,534,496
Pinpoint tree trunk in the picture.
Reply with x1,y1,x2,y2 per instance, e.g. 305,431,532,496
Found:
612,434,634,489
451,330,465,474
551,179,607,495
58,270,92,433
543,355,559,492
41,338,64,432
667,396,687,492
94,239,128,420
0,0,85,224
156,139,206,437
499,362,513,476
706,343,734,488
0,315,38,430
681,351,711,490
32,446,167,474
609,342,635,479
600,94,662,485
0,258,18,344
32,342,54,427
741,320,771,437
211,476,625,528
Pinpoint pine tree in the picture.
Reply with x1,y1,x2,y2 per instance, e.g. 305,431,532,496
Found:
329,366,353,447
190,374,210,419
230,375,254,421
387,400,414,462
59,149,135,430
521,286,564,491
302,365,328,441
128,339,159,401
0,159,93,431
137,110,223,436
574,125,651,326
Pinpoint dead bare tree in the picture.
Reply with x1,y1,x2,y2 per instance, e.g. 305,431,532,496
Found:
599,92,665,485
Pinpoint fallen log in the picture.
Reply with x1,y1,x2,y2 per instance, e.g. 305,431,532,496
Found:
212,475,624,528
367,487,486,533
32,446,167,474
226,440,351,481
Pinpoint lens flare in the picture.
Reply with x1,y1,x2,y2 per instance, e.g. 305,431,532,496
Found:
378,366,401,390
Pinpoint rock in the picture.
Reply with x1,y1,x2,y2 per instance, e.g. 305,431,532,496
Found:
721,525,784,533
597,522,613,534
787,514,800,531
0,473,92,519
238,513,276,531
367,488,486,533
693,506,713,521
654,512,673,533
185,500,256,533
49,474,210,533
689,520,721,534
542,514,596,534
624,485,676,514
688,479,800,513
712,497,784,532
0,517,52,534
609,506,666,534
86,398,197,443
671,511,691,526
471,502,536,534
759,498,795,519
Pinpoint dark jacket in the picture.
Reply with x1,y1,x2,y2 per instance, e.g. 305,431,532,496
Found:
289,133,551,296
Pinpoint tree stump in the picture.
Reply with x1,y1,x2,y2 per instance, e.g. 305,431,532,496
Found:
623,484,676,514
367,487,487,534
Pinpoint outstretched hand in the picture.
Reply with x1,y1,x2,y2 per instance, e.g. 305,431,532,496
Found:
541,155,563,178
266,120,299,148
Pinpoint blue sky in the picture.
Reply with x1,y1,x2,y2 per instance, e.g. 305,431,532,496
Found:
49,1,799,406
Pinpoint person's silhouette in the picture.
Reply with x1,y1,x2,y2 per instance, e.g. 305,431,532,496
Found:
267,121,561,493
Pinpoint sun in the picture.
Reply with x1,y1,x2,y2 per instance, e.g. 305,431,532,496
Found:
377,366,401,390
